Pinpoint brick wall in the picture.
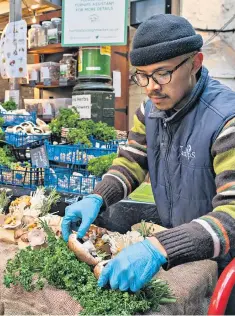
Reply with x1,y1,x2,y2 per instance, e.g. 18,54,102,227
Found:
181,0,235,50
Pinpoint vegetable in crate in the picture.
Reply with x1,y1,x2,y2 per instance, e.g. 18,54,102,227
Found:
67,128,92,147
92,122,117,142
0,117,4,127
0,116,6,140
49,108,80,136
87,153,117,177
0,127,4,140
1,99,17,111
0,147,16,167
76,119,95,136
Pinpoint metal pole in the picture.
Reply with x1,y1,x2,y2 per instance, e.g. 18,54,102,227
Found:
9,0,22,107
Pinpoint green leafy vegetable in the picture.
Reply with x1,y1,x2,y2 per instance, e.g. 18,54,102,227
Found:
1,99,17,111
92,122,117,142
0,128,4,140
67,129,92,147
0,117,5,127
87,153,117,177
76,120,95,136
4,227,175,315
49,108,80,136
0,147,16,168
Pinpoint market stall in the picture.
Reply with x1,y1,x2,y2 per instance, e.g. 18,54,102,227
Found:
0,1,221,315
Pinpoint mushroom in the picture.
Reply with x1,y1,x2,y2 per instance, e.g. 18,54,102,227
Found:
28,229,46,247
21,215,36,226
14,228,26,240
94,260,110,279
68,234,101,266
21,233,29,243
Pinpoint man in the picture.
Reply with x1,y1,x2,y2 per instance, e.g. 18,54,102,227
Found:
62,14,235,313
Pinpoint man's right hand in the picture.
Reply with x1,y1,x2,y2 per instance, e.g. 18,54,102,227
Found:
61,194,103,242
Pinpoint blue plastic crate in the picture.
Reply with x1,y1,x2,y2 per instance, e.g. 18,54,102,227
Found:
89,136,127,149
0,111,37,127
46,142,116,165
44,166,101,195
5,132,50,148
0,164,44,189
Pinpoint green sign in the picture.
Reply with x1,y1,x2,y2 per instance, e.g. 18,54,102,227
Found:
62,0,128,46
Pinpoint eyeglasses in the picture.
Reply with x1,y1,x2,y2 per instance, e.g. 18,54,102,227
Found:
131,54,196,87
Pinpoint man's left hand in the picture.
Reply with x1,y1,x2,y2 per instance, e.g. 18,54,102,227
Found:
98,239,167,292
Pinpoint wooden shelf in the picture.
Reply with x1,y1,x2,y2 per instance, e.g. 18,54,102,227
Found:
21,81,77,89
28,44,78,55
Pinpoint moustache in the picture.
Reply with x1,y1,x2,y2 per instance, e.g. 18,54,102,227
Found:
148,91,167,98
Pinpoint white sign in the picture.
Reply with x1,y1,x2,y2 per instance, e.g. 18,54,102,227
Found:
72,95,92,119
62,0,128,46
113,70,121,97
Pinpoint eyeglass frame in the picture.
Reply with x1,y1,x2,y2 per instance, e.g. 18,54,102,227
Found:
131,53,197,87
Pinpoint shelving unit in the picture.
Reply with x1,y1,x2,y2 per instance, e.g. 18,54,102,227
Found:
21,80,77,89
28,44,78,55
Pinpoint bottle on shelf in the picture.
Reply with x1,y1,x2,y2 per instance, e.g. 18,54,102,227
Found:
41,21,53,47
28,24,43,49
49,17,62,44
60,54,77,81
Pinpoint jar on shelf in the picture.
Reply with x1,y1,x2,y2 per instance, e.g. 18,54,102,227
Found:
41,21,52,46
48,17,62,44
28,24,42,49
60,54,77,81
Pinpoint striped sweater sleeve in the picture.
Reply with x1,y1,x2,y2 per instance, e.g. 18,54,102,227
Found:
93,102,148,207
155,118,235,269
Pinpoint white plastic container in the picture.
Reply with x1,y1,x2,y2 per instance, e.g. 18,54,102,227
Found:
28,24,42,48
27,64,41,83
24,98,72,118
40,62,60,82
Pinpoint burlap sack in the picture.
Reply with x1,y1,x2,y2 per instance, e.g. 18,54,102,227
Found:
0,242,217,315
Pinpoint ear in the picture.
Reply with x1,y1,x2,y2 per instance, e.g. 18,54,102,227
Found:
192,52,203,75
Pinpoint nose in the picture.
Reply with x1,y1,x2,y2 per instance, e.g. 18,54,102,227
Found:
146,77,161,92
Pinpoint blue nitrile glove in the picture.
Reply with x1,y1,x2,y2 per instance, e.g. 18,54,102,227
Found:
61,194,103,242
98,239,167,292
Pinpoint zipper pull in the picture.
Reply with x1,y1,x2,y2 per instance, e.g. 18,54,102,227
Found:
163,120,167,128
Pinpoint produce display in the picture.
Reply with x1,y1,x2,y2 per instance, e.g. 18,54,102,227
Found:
3,220,175,315
0,103,126,195
0,146,17,167
68,225,145,271
1,99,17,111
49,108,117,145
6,118,50,135
45,167,100,195
49,108,81,136
1,187,60,244
0,100,37,128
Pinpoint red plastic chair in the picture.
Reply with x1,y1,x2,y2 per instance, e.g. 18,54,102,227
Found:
208,258,235,315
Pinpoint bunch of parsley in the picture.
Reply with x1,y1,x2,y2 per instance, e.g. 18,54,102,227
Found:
87,153,117,177
3,227,175,315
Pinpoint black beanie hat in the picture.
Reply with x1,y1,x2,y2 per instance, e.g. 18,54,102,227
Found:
130,14,203,66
